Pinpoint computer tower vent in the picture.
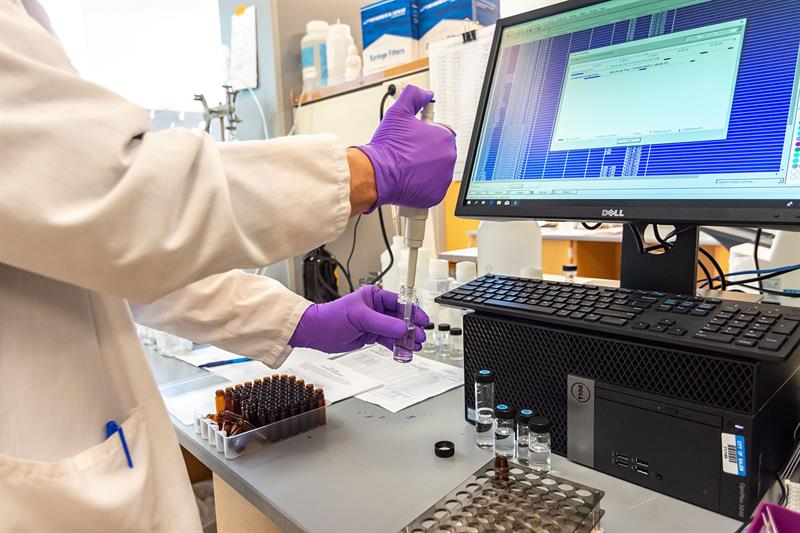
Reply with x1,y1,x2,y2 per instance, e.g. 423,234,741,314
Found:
463,313,757,454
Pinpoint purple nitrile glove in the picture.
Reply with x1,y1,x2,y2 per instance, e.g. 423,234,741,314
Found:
288,285,429,354
356,85,457,210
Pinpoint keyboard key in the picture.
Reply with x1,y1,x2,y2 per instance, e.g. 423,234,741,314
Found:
729,320,749,329
758,335,786,351
694,331,734,344
569,312,586,319
697,303,716,311
721,304,740,313
484,299,557,315
667,327,687,336
656,305,672,312
735,314,753,322
599,316,627,326
756,316,776,325
673,307,690,314
762,309,782,319
650,324,668,333
578,306,595,314
739,307,759,316
584,314,601,322
658,318,676,326
786,311,800,321
556,310,571,317
716,312,734,319
771,320,797,336
595,308,636,320
735,338,757,347
690,309,709,317
609,304,644,314
753,323,770,332
702,324,720,332
722,327,742,336
743,330,763,339
632,321,650,330
709,318,727,326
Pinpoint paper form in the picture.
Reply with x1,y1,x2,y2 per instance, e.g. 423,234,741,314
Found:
176,346,382,404
228,5,257,90
335,346,464,413
428,26,496,181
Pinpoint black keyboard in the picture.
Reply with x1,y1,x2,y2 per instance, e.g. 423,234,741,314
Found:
435,274,800,363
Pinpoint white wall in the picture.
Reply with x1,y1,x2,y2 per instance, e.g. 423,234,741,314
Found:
500,0,561,17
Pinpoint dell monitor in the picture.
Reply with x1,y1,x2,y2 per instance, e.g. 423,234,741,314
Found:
456,0,800,294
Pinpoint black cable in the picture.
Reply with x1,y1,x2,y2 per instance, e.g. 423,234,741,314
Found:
699,247,727,290
738,284,800,298
716,266,800,289
370,85,398,287
582,222,602,230
345,214,361,287
371,207,394,284
754,228,764,294
697,259,714,290
314,263,340,299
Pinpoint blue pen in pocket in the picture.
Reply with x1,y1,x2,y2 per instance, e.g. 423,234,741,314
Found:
105,420,134,468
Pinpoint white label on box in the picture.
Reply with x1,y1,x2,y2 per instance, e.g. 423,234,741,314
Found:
721,432,747,477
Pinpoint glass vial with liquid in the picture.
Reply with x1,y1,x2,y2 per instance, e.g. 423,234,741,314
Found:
493,404,516,457
529,416,552,473
448,327,463,360
436,323,450,351
516,408,534,463
422,323,437,354
474,369,495,449
392,285,417,363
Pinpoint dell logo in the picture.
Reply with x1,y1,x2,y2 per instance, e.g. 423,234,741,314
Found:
602,209,625,217
570,382,591,403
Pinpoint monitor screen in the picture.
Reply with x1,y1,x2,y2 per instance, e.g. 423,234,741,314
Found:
458,0,800,225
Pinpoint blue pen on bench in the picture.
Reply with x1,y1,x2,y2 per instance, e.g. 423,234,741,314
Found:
105,420,133,468
198,357,251,369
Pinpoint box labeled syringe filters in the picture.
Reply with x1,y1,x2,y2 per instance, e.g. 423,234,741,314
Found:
361,0,420,75
418,0,500,55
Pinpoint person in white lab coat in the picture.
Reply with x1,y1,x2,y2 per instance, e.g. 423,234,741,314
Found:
0,1,456,531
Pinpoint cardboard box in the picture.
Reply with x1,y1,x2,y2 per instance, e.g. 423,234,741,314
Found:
361,0,420,75
418,0,500,55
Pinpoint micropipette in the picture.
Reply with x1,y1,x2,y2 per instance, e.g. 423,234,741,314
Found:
392,102,447,363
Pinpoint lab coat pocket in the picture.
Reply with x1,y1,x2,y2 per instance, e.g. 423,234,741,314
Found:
0,405,160,532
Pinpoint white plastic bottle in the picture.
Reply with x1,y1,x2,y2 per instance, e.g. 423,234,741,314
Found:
301,20,329,92
423,259,452,324
344,42,362,82
449,261,477,327
325,20,351,87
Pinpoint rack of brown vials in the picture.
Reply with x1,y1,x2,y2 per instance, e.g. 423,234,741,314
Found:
195,374,327,459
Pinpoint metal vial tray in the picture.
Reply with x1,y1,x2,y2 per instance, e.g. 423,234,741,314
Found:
402,458,605,532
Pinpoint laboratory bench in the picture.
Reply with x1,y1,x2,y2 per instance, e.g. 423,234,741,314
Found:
149,351,741,533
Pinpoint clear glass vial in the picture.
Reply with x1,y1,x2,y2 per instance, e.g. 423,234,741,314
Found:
448,327,463,360
392,285,417,363
493,404,516,457
421,323,437,354
435,323,450,350
563,264,577,283
474,370,495,449
516,408,534,463
528,416,552,473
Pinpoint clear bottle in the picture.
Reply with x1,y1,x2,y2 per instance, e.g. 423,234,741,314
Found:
392,285,417,363
516,408,534,464
435,323,450,351
493,404,516,457
421,323,437,354
563,264,577,283
325,20,351,87
300,20,329,92
423,259,452,324
448,327,463,360
344,42,361,81
529,416,552,473
474,369,495,449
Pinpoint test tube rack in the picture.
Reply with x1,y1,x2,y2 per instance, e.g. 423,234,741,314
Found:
402,457,605,532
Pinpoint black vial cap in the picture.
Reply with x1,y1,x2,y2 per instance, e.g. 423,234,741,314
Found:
450,327,462,336
517,408,534,425
424,322,435,330
494,404,515,419
529,416,551,433
474,369,495,384
438,323,450,332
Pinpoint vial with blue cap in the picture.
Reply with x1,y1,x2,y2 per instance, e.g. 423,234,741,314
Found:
474,369,495,449
493,404,516,456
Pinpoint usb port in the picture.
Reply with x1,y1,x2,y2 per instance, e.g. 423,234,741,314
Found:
614,453,630,467
635,463,650,475
635,458,649,468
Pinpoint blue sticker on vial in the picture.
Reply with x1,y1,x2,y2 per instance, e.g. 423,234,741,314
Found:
721,432,746,477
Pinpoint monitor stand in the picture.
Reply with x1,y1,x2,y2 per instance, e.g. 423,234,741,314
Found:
619,223,699,296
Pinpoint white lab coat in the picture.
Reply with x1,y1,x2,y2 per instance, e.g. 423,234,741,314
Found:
0,1,351,530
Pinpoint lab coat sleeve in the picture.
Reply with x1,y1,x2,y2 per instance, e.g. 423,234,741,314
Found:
131,270,309,368
0,2,351,303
